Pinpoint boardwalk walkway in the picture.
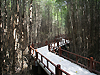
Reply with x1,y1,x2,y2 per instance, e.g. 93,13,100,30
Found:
31,45,96,75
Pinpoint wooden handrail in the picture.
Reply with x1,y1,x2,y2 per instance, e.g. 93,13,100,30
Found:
59,68,70,75
92,60,100,74
60,49,90,60
34,48,70,75
38,52,56,67
29,34,100,75
50,44,100,75
93,60,100,64
30,34,67,48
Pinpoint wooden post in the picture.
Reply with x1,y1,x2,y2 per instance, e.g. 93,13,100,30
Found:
67,53,69,58
54,48,55,53
56,64,61,75
36,50,38,60
54,42,55,47
47,60,49,69
41,56,43,63
55,39,56,43
58,47,60,56
45,40,48,46
57,41,59,47
76,56,78,63
48,44,50,51
94,62,96,70
65,39,66,44
59,47,62,56
90,57,93,72
87,59,90,68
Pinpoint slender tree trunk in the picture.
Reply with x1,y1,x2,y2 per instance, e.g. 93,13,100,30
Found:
29,0,33,44
0,0,3,74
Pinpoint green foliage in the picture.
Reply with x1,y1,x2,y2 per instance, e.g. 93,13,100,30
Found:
56,0,65,2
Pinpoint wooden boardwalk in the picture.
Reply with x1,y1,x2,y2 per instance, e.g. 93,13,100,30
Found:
29,39,100,75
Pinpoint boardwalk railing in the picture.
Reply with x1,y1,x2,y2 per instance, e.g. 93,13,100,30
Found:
30,34,67,48
35,50,70,75
49,43,100,75
29,34,100,75
30,46,70,75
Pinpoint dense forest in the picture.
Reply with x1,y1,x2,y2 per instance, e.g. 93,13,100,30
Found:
0,0,100,75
